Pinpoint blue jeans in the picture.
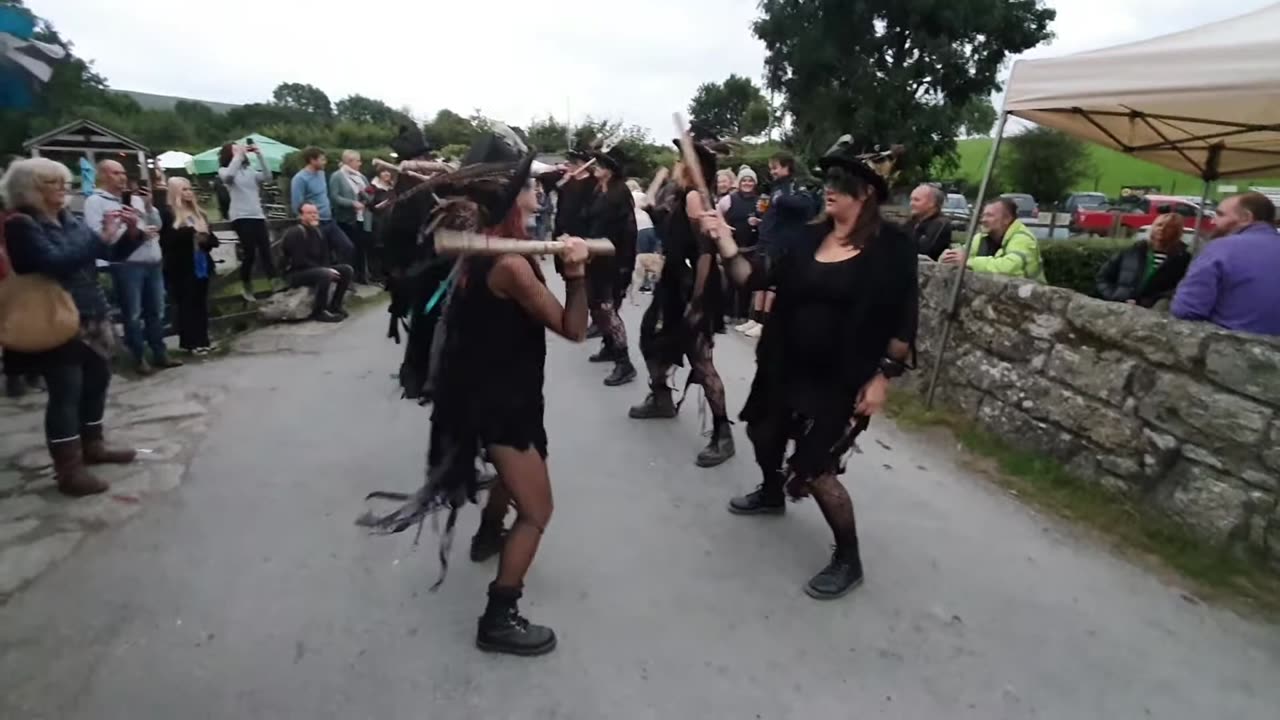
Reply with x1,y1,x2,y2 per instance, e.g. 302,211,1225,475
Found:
112,263,168,364
637,227,660,254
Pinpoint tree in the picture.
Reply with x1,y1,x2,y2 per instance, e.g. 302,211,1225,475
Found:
335,94,409,127
422,109,479,148
527,115,570,152
271,82,333,119
753,0,1055,182
688,74,768,139
958,97,998,138
999,126,1093,206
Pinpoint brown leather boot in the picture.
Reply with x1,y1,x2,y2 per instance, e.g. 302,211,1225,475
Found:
49,438,109,497
81,424,137,465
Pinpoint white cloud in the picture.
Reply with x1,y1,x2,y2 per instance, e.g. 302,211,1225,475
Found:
26,0,1276,141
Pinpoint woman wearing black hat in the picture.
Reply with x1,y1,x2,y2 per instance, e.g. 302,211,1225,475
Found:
584,146,638,386
709,136,918,600
628,135,734,468
361,125,590,656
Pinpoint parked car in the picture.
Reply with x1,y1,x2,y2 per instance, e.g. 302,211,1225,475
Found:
1062,192,1107,215
1000,193,1039,219
1072,194,1215,237
941,193,971,229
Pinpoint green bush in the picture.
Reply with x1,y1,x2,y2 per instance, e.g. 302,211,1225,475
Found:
1039,237,1130,295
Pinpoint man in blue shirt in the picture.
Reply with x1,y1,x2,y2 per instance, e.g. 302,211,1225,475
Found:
289,147,354,264
737,151,816,338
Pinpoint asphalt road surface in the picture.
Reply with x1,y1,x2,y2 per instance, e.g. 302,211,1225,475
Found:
2,277,1278,719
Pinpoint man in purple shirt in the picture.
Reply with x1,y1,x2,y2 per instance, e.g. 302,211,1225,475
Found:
1172,192,1280,336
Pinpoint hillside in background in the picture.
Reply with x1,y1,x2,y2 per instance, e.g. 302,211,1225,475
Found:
945,138,1280,200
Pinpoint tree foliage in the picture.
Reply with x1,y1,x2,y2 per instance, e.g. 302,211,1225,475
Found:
271,82,333,119
335,94,410,127
958,97,998,138
999,126,1094,206
422,109,479,149
688,74,769,139
753,0,1055,183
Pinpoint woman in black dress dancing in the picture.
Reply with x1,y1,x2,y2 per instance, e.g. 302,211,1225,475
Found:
628,134,734,468
360,126,590,657
711,136,917,600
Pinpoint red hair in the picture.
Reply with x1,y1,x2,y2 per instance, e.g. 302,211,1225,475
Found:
486,201,529,240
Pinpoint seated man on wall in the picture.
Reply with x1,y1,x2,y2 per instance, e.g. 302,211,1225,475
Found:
281,203,353,323
941,197,1046,282
1172,192,1280,336
1095,213,1191,309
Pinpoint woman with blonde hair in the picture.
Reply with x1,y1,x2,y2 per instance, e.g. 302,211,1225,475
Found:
2,157,141,496
1095,212,1191,308
155,171,218,354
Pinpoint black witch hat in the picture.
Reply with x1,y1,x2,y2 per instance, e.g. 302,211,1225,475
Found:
390,124,434,161
672,122,725,193
593,145,628,174
817,135,904,202
430,122,536,229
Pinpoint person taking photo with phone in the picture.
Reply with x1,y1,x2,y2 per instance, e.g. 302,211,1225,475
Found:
218,138,278,302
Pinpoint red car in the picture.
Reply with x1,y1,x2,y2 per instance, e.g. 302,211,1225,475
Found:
1072,195,1214,236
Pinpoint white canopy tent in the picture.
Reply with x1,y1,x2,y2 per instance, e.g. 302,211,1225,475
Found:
926,3,1280,406
155,150,194,171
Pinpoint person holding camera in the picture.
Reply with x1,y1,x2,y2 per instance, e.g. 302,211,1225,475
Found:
218,138,277,302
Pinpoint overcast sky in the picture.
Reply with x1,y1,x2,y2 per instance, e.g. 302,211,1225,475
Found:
27,0,1277,140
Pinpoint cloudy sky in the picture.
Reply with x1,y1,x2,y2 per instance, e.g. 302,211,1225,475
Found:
27,0,1277,139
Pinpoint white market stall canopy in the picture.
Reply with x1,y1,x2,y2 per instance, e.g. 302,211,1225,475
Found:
1003,3,1280,180
155,150,193,170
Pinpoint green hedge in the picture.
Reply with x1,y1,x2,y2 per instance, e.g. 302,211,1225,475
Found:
1040,237,1130,295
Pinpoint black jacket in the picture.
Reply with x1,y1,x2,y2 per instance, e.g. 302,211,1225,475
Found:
154,189,218,284
1095,240,1191,307
907,213,952,260
586,179,637,273
281,223,333,274
757,177,816,254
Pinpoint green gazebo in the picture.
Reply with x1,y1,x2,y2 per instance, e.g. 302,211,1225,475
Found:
189,134,298,175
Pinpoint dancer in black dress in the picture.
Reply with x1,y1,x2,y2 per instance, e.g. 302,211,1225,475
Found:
712,136,917,600
360,125,590,657
583,145,637,386
628,132,734,468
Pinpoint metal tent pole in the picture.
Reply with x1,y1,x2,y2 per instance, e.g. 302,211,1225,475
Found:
1191,144,1223,253
925,111,1010,409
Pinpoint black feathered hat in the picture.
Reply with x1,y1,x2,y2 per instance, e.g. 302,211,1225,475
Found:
593,145,628,174
816,135,904,202
430,122,536,229
566,146,592,162
671,122,723,193
390,124,433,160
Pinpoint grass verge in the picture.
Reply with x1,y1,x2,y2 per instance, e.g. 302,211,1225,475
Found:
887,391,1280,618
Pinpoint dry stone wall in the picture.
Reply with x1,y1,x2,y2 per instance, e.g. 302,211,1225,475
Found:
911,263,1280,564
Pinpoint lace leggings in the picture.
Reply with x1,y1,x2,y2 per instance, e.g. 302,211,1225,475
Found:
748,413,859,548
589,300,628,351
645,319,727,419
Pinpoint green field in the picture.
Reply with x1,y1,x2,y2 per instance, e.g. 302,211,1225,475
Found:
947,138,1280,201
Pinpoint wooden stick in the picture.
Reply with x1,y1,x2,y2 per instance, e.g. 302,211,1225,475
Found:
673,112,737,250
644,166,669,208
556,158,595,188
373,158,453,176
435,230,614,257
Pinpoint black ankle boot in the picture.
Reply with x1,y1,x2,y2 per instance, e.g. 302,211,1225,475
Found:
585,324,602,340
628,386,677,419
469,517,507,563
696,419,735,468
588,342,616,363
804,541,864,600
728,475,786,515
604,357,637,387
476,584,557,656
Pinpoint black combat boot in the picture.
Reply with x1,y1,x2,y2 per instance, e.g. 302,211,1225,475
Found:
604,357,637,387
695,419,735,468
469,515,507,563
628,385,677,419
728,472,786,516
588,341,617,363
476,584,557,656
804,539,865,600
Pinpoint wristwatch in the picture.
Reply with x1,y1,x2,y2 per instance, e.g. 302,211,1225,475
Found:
877,357,907,379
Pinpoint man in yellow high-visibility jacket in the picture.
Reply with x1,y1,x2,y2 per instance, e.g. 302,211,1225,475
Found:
941,197,1046,282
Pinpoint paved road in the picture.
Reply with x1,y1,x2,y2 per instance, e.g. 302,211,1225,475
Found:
2,278,1279,719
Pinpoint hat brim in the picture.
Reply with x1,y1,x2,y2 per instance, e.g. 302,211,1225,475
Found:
493,150,536,223
592,151,622,174
817,156,889,202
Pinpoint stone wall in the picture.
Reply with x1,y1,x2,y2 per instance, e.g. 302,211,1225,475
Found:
911,262,1280,563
